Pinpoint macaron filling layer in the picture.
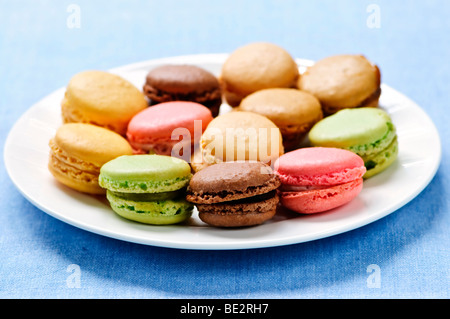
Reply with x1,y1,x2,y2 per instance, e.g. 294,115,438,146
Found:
187,176,281,204
108,189,185,201
99,175,190,193
196,192,279,215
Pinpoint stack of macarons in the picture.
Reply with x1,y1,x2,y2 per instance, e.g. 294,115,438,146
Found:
46,41,399,229
48,68,215,225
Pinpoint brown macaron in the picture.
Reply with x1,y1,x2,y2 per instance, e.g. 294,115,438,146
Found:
186,161,281,227
143,64,222,117
298,55,381,115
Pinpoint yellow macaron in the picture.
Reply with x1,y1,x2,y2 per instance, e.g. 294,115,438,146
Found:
197,111,284,170
238,88,323,151
48,123,133,194
220,42,299,106
298,55,381,115
61,70,148,135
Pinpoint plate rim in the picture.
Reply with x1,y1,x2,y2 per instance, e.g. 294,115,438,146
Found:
3,53,442,250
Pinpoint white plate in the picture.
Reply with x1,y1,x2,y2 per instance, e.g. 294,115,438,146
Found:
4,54,442,250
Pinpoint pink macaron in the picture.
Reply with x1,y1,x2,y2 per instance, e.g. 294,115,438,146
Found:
274,147,366,214
126,101,213,157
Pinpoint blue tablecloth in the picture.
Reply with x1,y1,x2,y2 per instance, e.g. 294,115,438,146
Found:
0,0,448,299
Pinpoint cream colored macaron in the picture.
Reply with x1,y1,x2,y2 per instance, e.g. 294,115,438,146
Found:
198,111,284,169
61,70,148,135
298,55,381,115
220,42,299,106
48,123,133,194
238,88,323,151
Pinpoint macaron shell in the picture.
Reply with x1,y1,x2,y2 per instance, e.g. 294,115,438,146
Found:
221,42,299,101
62,70,147,135
239,88,322,127
99,155,192,193
200,111,284,165
144,64,221,95
298,55,379,109
274,147,366,186
239,88,323,150
126,101,213,151
280,178,363,214
53,123,133,167
99,155,192,182
188,161,276,193
106,190,193,225
309,108,395,152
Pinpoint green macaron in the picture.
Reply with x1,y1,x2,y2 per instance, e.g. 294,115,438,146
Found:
99,155,193,225
309,107,398,178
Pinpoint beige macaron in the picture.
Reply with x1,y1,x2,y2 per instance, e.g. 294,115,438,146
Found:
298,55,381,115
48,123,133,194
238,88,323,151
220,42,299,107
61,70,148,135
196,111,284,170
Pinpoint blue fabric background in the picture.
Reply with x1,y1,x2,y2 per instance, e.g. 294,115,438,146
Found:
0,0,448,298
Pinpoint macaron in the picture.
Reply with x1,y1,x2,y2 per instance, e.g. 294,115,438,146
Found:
48,123,133,194
221,42,299,106
298,55,381,115
274,147,366,214
198,111,284,169
238,88,323,151
99,155,193,225
186,161,281,227
126,101,213,160
62,70,148,135
143,64,223,117
309,107,398,178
